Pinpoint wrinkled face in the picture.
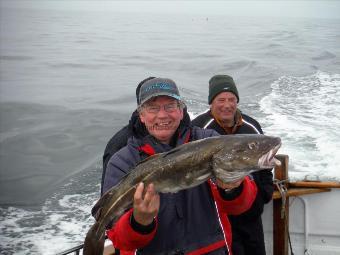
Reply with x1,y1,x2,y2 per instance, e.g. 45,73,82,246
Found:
139,96,183,144
210,92,238,126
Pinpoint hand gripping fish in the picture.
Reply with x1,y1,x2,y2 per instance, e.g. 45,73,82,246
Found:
83,134,281,254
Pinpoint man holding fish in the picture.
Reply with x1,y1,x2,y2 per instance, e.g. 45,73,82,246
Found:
84,78,281,255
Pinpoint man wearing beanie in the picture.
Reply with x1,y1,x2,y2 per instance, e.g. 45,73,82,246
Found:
192,74,274,255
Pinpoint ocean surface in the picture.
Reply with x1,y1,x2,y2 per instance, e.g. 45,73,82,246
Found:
1,1,340,254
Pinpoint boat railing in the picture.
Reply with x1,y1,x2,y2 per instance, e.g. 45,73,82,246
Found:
56,244,83,255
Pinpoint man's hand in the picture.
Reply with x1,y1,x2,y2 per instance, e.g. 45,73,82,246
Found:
133,182,160,226
216,178,243,191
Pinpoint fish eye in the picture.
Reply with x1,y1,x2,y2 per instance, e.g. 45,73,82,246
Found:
248,142,258,150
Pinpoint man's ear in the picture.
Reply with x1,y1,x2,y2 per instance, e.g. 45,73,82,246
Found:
139,111,145,123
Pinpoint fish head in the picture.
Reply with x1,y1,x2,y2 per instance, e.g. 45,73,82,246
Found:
212,134,281,183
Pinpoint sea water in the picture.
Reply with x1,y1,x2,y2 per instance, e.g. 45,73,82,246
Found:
1,1,340,254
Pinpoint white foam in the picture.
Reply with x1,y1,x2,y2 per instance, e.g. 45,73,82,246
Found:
0,191,97,255
259,71,340,181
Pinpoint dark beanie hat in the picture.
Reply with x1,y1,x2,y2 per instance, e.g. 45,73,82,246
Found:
208,75,239,104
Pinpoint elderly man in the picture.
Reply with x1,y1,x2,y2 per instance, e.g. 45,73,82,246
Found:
192,74,274,255
102,77,258,255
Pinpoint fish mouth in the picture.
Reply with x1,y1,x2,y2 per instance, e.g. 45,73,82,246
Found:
258,143,282,168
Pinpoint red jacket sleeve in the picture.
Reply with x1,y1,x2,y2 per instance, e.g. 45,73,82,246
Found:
210,176,258,215
106,208,157,251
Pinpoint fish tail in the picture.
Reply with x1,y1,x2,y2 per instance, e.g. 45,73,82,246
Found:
83,222,105,255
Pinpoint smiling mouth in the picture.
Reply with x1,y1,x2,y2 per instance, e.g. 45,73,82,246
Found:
221,110,233,115
148,122,174,130
158,121,171,126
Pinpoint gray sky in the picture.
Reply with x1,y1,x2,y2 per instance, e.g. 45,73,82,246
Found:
1,1,340,19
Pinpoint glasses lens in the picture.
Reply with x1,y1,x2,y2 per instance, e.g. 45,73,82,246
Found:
144,102,179,113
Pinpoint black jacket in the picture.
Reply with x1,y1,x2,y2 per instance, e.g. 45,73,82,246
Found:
192,109,273,255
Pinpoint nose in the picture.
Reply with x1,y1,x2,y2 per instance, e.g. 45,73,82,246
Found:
221,101,231,109
156,106,168,117
223,99,236,108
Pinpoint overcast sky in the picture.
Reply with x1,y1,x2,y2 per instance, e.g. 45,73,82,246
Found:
1,1,340,19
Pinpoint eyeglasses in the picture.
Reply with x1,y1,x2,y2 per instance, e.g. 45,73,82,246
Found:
143,103,180,114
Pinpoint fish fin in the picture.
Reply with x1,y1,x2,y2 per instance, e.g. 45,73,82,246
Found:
161,147,182,157
137,146,182,165
137,153,161,165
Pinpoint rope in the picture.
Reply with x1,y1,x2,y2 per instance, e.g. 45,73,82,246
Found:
273,179,288,218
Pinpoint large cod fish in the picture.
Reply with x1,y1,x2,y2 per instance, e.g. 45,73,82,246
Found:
83,134,281,255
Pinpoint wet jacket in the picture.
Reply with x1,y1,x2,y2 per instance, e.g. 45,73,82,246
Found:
192,109,274,255
102,111,258,255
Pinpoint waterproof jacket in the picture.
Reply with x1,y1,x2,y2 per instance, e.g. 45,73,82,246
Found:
102,111,258,255
192,109,274,255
